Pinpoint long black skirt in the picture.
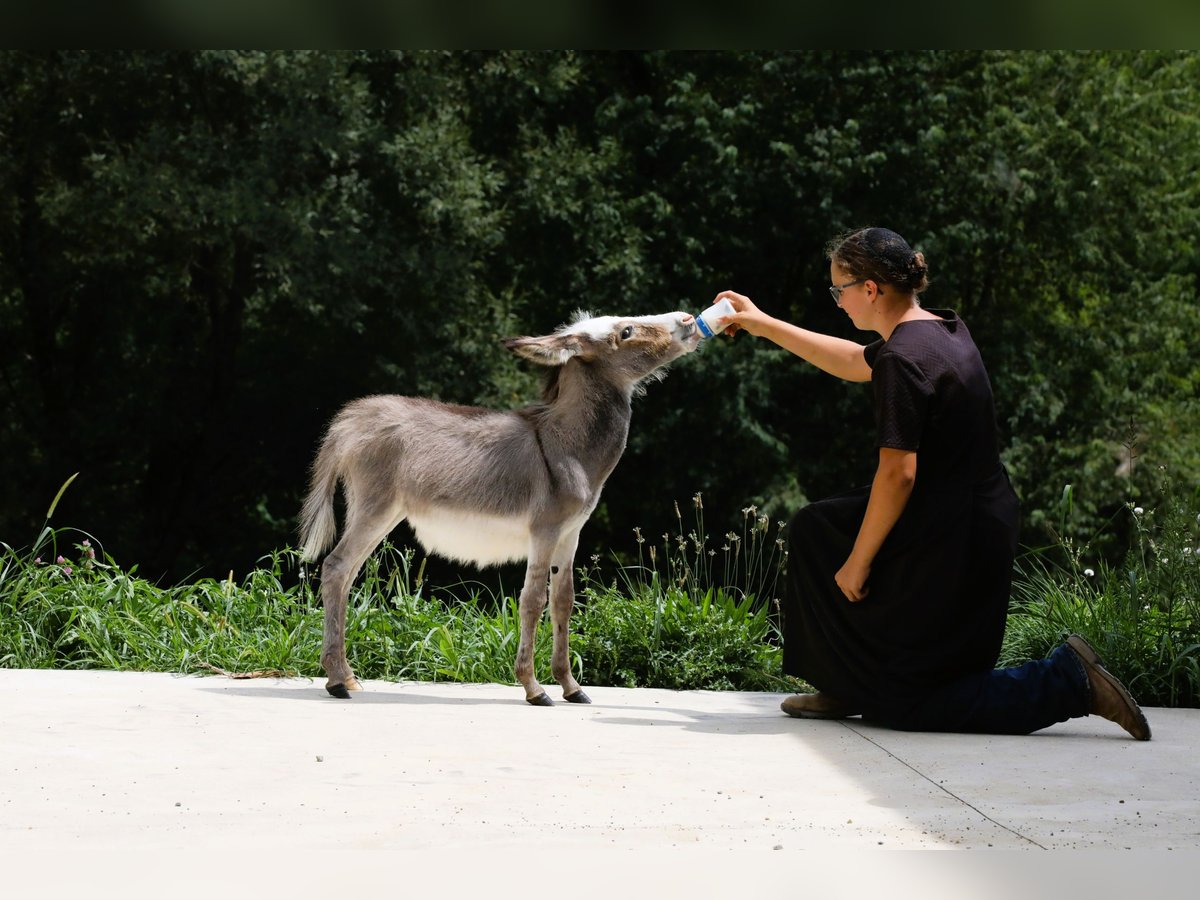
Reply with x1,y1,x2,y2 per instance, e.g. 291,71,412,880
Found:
782,467,1019,717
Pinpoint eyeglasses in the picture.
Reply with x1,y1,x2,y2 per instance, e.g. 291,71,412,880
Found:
828,278,864,306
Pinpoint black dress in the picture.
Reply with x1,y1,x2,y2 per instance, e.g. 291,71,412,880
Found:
782,310,1019,718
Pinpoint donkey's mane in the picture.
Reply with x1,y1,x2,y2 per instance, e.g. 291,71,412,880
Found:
539,366,563,405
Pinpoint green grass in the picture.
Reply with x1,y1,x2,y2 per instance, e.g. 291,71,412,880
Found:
0,491,795,692
1000,478,1200,707
3,479,1198,706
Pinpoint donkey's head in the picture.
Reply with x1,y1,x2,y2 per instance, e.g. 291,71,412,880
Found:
503,311,701,393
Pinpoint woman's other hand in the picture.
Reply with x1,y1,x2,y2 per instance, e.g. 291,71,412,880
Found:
835,555,871,603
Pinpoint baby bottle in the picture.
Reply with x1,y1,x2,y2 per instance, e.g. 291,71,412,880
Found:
696,297,735,338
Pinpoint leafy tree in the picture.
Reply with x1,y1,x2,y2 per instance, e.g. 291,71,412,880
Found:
1,51,1196,584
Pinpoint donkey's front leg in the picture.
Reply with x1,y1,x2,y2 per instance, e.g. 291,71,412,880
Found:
549,530,589,703
514,538,555,706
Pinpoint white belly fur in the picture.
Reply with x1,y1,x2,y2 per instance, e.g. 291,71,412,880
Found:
407,510,532,568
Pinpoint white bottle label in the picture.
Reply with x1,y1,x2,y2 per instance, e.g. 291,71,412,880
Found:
697,298,735,338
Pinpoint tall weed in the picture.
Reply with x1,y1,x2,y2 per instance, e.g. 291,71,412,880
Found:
1003,474,1200,707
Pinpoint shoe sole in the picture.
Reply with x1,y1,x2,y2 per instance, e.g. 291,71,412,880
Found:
1066,635,1152,741
782,710,857,720
780,700,860,720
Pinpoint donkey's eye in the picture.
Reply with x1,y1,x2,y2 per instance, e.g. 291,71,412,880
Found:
619,325,634,340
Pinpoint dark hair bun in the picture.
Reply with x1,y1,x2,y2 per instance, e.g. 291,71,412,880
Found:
826,227,931,295
908,251,929,293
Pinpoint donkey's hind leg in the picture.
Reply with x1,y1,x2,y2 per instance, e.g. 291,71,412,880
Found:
514,532,557,705
319,498,403,699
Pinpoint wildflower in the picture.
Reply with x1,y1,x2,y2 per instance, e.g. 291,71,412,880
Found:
693,493,703,509
62,565,73,576
57,555,66,564
34,557,42,565
1133,507,1144,515
1084,568,1095,578
742,505,757,518
633,526,645,545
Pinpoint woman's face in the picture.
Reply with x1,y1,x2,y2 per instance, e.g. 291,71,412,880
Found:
829,261,873,329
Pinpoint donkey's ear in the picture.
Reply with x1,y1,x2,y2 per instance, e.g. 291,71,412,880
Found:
502,334,583,366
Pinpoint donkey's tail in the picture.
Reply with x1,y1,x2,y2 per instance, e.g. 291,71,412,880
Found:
299,429,342,562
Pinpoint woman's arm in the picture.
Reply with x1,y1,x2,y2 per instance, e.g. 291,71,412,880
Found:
836,447,917,602
712,290,872,383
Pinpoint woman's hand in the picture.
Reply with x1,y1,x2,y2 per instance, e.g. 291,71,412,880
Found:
835,555,871,603
712,290,770,337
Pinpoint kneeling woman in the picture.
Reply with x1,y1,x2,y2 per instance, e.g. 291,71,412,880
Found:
713,227,1149,740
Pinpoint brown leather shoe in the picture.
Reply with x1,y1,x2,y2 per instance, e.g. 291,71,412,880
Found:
1066,634,1151,741
780,692,860,719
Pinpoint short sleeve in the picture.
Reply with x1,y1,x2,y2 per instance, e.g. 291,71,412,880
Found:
863,338,884,368
870,349,934,451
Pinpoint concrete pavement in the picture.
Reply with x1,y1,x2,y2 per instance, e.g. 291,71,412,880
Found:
2,669,1197,894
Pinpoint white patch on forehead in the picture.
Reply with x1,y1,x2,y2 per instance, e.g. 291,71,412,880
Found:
562,315,620,340
559,311,688,340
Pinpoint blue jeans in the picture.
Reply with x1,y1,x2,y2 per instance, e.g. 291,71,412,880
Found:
865,643,1091,735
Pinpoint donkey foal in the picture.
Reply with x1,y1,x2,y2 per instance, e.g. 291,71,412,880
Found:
299,311,700,704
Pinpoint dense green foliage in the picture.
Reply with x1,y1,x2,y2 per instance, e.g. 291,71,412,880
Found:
2,51,1198,587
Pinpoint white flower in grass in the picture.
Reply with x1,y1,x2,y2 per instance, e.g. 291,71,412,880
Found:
1133,506,1144,515
1084,568,1095,578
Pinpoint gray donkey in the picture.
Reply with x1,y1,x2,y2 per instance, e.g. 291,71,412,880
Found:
299,310,701,704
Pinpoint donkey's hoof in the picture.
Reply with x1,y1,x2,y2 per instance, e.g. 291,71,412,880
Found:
564,689,592,704
326,683,352,699
526,692,554,707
